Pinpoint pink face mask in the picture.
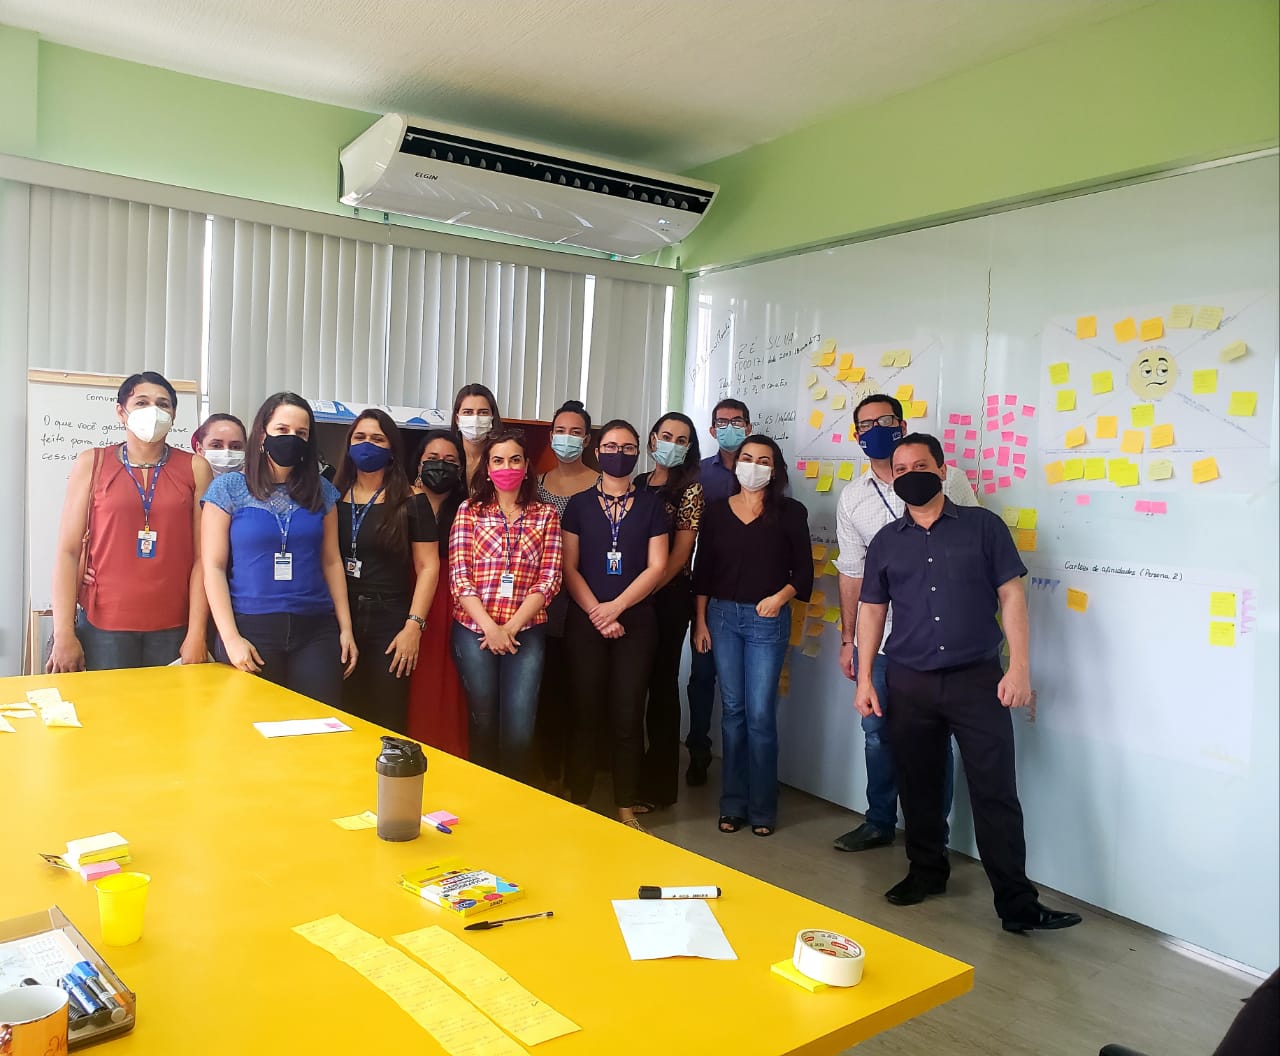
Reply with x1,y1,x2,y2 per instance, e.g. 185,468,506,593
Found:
489,467,525,492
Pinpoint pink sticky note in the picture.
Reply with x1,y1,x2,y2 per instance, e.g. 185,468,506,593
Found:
1150,501,1167,515
1004,394,1018,405
945,459,957,467
964,429,977,441
981,469,995,481
983,482,997,495
1014,435,1028,448
986,394,999,406
832,434,842,443
997,447,1011,466
1022,405,1036,417
80,861,122,881
983,447,996,459
948,413,963,425
1135,500,1152,513
986,418,998,431
1001,430,1014,442
998,475,1012,488
962,447,976,459
944,441,957,453
1076,494,1091,506
1013,466,1027,478
1001,411,1015,425
943,428,956,440
1012,453,1026,465
424,810,460,827
796,460,806,470
965,468,978,480
960,415,972,426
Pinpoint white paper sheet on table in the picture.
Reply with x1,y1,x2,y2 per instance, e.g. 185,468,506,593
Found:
253,718,352,738
610,899,738,961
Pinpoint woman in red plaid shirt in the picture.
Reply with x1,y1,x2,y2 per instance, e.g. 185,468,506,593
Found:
448,428,563,781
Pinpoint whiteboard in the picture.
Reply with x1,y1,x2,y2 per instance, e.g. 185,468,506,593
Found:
684,155,1279,970
26,370,196,612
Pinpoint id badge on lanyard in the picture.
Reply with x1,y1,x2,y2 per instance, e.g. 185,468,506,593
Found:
346,558,362,578
606,550,623,576
137,530,157,559
274,552,294,581
274,504,295,581
498,571,516,599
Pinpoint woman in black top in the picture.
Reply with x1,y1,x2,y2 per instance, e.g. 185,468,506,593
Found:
692,434,812,836
561,419,670,831
335,410,440,733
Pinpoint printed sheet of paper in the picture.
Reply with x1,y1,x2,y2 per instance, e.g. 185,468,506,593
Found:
254,718,352,738
394,926,579,1046
610,899,737,961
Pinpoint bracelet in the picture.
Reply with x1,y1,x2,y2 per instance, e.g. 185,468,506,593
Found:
405,614,426,630
842,641,853,646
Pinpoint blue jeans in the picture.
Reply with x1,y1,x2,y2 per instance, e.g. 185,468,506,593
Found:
77,611,186,671
685,642,717,764
451,621,547,783
861,650,955,837
708,599,789,827
216,611,342,706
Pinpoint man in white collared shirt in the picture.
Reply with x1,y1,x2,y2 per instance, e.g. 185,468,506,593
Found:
831,394,978,852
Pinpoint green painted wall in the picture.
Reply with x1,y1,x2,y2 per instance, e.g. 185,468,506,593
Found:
0,27,38,155
679,0,1280,272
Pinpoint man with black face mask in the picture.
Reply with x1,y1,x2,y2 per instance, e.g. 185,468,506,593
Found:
856,433,1081,934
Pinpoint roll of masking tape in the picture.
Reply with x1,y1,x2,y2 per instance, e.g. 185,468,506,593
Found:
792,929,865,987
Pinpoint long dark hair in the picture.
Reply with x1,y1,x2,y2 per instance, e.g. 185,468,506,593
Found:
245,392,325,511
734,434,790,522
451,382,503,434
414,429,467,549
646,411,701,505
469,428,540,509
333,409,413,561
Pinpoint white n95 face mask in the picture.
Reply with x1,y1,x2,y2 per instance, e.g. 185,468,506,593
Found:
735,461,772,492
204,449,245,475
126,405,173,444
458,415,493,442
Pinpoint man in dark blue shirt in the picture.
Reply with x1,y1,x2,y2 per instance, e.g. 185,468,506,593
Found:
857,433,1081,934
684,398,751,786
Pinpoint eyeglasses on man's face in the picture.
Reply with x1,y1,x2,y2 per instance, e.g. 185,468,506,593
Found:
714,417,748,429
855,414,901,434
598,442,640,456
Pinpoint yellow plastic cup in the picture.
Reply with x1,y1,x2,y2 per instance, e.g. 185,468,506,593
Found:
96,871,151,946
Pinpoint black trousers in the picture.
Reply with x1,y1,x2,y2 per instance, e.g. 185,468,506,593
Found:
886,657,1038,920
566,600,658,808
341,592,413,734
535,630,571,784
639,576,693,806
218,611,342,707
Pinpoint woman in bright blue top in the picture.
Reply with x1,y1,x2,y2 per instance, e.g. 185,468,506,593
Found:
201,392,357,705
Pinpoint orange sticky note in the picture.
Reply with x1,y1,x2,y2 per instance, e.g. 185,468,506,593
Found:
1075,316,1097,339
805,461,820,479
1120,430,1144,454
1014,529,1038,552
1095,415,1118,439
1150,423,1174,449
808,409,824,429
1044,461,1065,485
1064,425,1087,449
1113,317,1138,343
1139,317,1164,341
838,353,854,371
1066,588,1088,613
1191,457,1219,484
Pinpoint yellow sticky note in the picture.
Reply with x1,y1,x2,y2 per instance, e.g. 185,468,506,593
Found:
801,641,822,658
1120,429,1144,454
817,338,837,356
895,384,914,401
1014,529,1038,552
812,386,827,401
1150,423,1174,449
893,350,911,367
1191,457,1219,484
1227,391,1257,417
1064,425,1087,448
1220,340,1248,362
1167,304,1193,328
1044,461,1065,485
849,366,866,382
1209,592,1236,618
333,810,379,830
838,352,854,370
1002,507,1020,528
810,590,826,607
1048,362,1070,385
1017,509,1038,530
808,409,824,429
1148,458,1173,481
1139,316,1164,341
810,543,828,561
816,475,834,494
1192,305,1223,330
789,623,803,646
1063,458,1085,480
1113,317,1138,343
1056,389,1077,412
1130,404,1155,428
1084,457,1106,480
1208,621,1236,648
816,350,836,367
807,602,824,619
1192,369,1217,394
1096,415,1118,439
824,560,840,577
1075,316,1097,339
1066,588,1088,613
831,395,847,410
837,461,855,480
805,461,820,479
1113,462,1140,488
1091,371,1113,395
806,372,818,388
806,622,824,638
880,351,896,367
823,607,841,625
908,400,927,419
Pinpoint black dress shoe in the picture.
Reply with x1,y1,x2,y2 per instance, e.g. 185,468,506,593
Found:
833,822,895,852
885,873,947,906
1002,902,1083,933
685,759,709,787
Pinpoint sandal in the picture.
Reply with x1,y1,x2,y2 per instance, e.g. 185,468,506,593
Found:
631,800,658,816
623,817,648,833
718,816,746,833
752,825,776,837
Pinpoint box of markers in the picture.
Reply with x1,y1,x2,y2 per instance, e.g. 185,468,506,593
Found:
400,858,524,918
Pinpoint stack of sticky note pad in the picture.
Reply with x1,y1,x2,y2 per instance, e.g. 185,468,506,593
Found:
63,832,131,879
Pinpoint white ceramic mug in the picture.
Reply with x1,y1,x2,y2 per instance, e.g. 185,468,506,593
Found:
0,984,69,1055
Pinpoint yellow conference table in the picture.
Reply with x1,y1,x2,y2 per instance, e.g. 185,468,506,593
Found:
1,665,971,1054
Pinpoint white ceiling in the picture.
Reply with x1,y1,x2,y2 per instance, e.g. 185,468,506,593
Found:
7,0,1154,172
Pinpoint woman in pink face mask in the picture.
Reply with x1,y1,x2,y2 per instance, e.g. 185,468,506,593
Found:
447,428,563,783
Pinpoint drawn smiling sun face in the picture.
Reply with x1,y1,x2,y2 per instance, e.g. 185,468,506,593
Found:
1128,347,1178,400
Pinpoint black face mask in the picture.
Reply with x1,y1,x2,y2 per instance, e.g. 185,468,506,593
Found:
893,470,944,507
263,433,308,468
598,451,639,478
420,460,461,494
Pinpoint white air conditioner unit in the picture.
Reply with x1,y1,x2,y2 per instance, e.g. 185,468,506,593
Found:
339,114,718,258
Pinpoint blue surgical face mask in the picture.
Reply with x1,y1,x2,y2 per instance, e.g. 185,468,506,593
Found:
858,423,902,460
652,440,688,468
550,434,585,462
349,441,393,472
715,424,747,452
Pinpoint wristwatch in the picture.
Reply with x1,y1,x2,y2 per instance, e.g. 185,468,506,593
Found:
406,614,426,630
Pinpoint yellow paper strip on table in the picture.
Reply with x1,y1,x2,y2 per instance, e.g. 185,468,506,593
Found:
1113,317,1138,342
1075,316,1097,339
1139,317,1164,341
849,366,866,382
1191,457,1219,484
1167,304,1194,328
1130,404,1155,428
812,386,827,401
1192,305,1224,330
1120,430,1144,454
838,352,854,370
1227,392,1257,417
1066,588,1088,613
816,350,836,367
805,461,820,479
1209,592,1237,618
808,410,824,429
895,384,914,401
1014,529,1038,552
1219,340,1248,362
1091,371,1113,395
893,350,911,367
1002,507,1020,528
806,622,824,638
806,372,817,388
1208,621,1236,648
393,926,580,1047
1063,458,1085,481
1084,457,1106,480
831,395,847,410
1048,362,1070,385
1044,461,1065,485
810,543,828,561
823,607,841,625
1016,509,1038,530
816,474,834,494
1055,390,1076,412
1095,415,1118,439
837,461,855,480
1148,458,1174,481
333,811,379,830
1192,369,1217,394
1150,424,1174,449
1064,425,1087,448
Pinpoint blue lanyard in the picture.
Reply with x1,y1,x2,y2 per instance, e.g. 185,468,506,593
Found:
274,504,296,554
871,479,898,519
347,487,385,559
501,509,525,570
598,484,634,551
119,444,167,530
